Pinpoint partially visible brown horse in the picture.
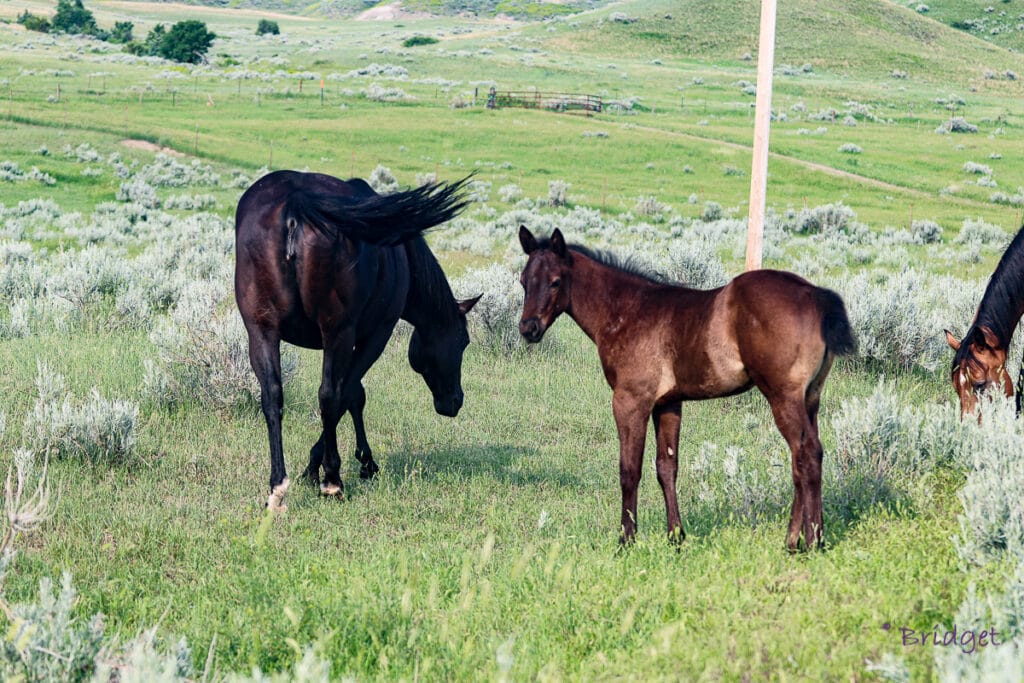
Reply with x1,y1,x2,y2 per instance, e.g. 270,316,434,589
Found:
517,227,856,551
945,225,1024,419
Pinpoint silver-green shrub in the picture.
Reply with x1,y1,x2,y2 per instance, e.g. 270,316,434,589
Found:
661,240,728,289
451,262,535,355
0,573,105,682
23,362,138,463
954,396,1024,567
954,218,1008,247
911,219,943,244
828,382,964,513
368,164,398,194
147,282,299,410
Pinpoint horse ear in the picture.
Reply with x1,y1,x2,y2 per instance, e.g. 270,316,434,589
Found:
550,228,568,258
944,329,961,351
458,294,482,315
519,225,538,254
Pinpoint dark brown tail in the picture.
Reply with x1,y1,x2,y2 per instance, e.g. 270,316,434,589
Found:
816,288,857,356
283,175,472,246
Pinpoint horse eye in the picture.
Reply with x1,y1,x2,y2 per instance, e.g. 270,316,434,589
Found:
551,278,561,289
973,381,988,392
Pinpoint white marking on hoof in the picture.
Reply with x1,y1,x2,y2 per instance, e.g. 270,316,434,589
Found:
267,477,290,512
320,482,343,497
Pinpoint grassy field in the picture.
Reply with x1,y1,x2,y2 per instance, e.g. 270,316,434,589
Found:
2,0,1024,680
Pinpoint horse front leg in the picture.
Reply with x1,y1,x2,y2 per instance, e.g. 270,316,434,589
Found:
302,383,376,484
613,391,650,545
246,327,289,511
318,330,355,497
347,383,378,479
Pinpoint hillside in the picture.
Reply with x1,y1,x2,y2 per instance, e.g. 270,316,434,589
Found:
907,0,1024,52
548,0,1021,84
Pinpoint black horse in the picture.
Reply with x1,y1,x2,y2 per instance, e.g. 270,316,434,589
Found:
235,170,476,511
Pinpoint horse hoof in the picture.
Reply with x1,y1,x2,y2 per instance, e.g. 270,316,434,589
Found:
267,478,290,512
360,461,379,480
320,482,343,497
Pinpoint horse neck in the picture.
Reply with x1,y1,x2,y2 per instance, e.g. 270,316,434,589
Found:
401,238,458,333
565,253,637,344
974,226,1024,348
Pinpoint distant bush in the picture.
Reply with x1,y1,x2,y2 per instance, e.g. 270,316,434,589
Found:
838,143,862,154
16,10,51,33
793,202,856,235
963,161,994,175
403,35,438,47
954,218,1008,247
700,201,723,222
936,117,979,134
256,19,279,36
109,20,132,43
662,240,728,289
547,180,570,207
368,165,398,194
159,20,216,64
126,21,215,64
911,219,943,244
51,0,98,36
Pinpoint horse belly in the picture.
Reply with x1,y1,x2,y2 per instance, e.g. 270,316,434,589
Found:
671,356,750,401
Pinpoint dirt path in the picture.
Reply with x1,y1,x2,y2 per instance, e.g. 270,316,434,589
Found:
624,121,984,207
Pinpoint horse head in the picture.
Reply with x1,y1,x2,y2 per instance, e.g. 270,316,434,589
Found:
945,325,1013,419
518,226,572,343
408,295,480,417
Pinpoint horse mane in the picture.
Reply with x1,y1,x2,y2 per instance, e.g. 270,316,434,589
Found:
403,235,460,325
955,224,1024,367
534,237,676,286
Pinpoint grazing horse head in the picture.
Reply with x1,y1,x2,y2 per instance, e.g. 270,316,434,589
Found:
518,226,572,343
945,326,1013,418
408,295,480,417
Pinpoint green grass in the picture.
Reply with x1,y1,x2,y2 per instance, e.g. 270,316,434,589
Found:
2,1,1023,679
0,324,971,680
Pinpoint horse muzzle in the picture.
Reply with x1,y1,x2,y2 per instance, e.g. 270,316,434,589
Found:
519,316,545,343
434,392,463,417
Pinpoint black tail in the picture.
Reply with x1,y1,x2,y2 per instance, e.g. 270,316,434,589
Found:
816,287,857,356
283,176,472,247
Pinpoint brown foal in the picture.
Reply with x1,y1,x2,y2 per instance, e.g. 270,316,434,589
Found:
517,227,856,550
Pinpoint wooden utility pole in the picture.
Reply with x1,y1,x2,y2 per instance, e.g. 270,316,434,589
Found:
745,0,777,271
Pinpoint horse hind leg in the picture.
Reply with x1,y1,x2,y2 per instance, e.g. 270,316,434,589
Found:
247,327,290,511
768,391,824,552
653,403,684,544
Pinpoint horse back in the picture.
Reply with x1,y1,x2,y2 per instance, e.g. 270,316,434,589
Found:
627,270,846,402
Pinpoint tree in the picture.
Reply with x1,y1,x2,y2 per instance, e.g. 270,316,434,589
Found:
256,19,279,36
109,20,133,44
158,20,216,64
17,10,51,33
51,0,98,35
